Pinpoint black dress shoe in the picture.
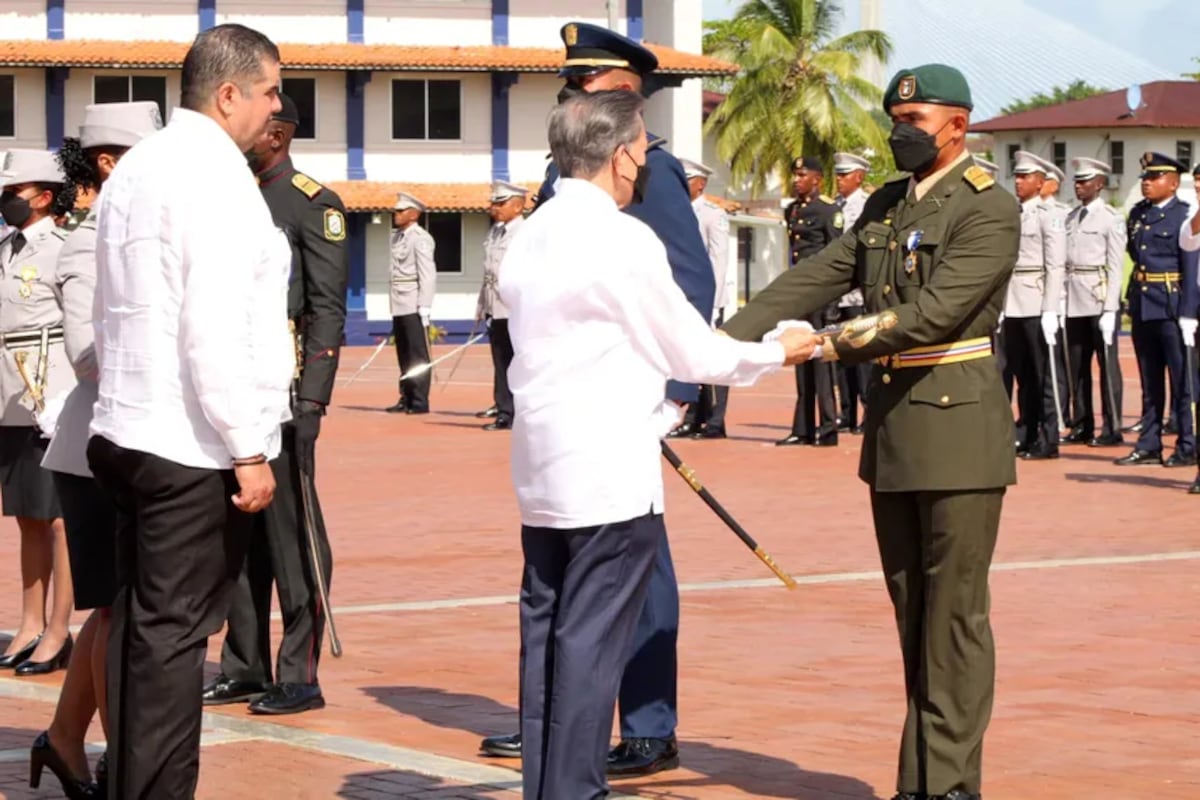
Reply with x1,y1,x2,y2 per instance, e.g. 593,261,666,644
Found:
475,406,499,419
607,736,680,777
94,752,107,800
1165,419,1179,435
1019,444,1059,460
1113,449,1163,466
690,427,726,440
889,794,924,800
1165,451,1197,468
483,419,512,431
812,435,839,447
29,731,95,799
851,425,864,435
405,407,429,415
479,732,521,758
201,674,267,706
0,633,41,669
1062,428,1090,444
665,423,698,438
248,682,325,715
1188,475,1200,494
1088,433,1124,447
385,401,407,413
775,434,811,446
1122,420,1144,433
15,635,72,676
930,792,980,800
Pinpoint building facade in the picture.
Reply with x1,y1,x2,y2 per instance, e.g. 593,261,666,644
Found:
0,0,731,342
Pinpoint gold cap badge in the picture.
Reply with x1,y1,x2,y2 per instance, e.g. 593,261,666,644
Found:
898,76,916,100
564,24,578,46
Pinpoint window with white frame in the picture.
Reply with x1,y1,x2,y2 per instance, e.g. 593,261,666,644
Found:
425,212,462,273
1109,141,1124,175
391,79,461,141
0,75,13,138
93,75,167,121
281,77,316,140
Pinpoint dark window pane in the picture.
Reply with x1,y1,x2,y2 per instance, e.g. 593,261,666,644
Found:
281,77,316,140
1052,141,1066,171
1110,141,1124,175
130,76,167,122
425,213,462,272
93,75,129,105
427,80,460,140
391,80,426,140
1177,141,1193,171
1006,144,1019,177
0,75,13,138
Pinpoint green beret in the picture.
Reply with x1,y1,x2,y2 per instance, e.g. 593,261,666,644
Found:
883,64,973,112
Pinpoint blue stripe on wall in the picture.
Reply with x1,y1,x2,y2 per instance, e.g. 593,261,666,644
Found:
198,0,216,31
347,0,364,44
627,0,644,41
44,68,67,150
492,0,509,45
46,0,64,38
490,73,518,182
345,72,369,180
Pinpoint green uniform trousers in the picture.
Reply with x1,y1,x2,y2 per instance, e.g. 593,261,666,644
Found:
870,487,1004,796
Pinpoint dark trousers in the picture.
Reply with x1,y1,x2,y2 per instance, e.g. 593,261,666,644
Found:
871,488,1004,797
1064,317,1124,437
1131,318,1194,454
518,513,663,800
617,532,679,739
88,436,252,800
220,423,332,685
836,306,871,428
392,313,431,412
789,307,838,438
489,318,515,423
685,310,729,433
1002,317,1058,448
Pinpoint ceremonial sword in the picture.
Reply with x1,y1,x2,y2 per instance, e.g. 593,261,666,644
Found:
298,465,342,658
343,335,390,388
400,331,488,381
438,318,483,394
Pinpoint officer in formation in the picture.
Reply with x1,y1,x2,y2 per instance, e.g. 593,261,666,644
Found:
778,155,842,447
1060,157,1126,447
0,150,78,677
1114,152,1198,467
724,63,1017,800
1041,162,1069,211
479,22,714,778
1002,151,1065,460
202,94,348,715
386,192,437,415
832,151,871,433
474,180,527,431
669,157,731,440
974,156,1000,178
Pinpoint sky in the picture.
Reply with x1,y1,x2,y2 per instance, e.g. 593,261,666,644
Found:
701,0,1197,78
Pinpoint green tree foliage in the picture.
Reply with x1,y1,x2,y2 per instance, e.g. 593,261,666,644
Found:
703,0,892,197
1000,80,1108,115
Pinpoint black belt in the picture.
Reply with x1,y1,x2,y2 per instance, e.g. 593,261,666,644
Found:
1067,265,1103,273
3,326,64,349
1013,266,1042,274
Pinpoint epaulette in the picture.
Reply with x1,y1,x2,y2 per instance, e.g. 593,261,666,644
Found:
883,171,910,185
818,194,836,204
962,165,995,193
291,172,323,200
52,226,70,240
648,134,668,150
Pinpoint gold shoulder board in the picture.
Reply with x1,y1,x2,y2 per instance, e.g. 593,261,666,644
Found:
963,165,995,193
292,173,322,200
819,194,836,204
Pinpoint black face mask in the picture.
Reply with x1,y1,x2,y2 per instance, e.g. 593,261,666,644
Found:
621,153,651,206
0,192,32,229
556,82,585,105
888,121,950,175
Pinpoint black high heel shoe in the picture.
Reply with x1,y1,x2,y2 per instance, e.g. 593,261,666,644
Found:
0,633,42,668
29,731,96,799
15,635,73,676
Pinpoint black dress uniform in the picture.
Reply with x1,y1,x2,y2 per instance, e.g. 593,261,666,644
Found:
205,137,348,713
781,170,843,445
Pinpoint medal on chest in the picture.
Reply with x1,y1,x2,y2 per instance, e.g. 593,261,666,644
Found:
904,230,923,276
17,265,37,298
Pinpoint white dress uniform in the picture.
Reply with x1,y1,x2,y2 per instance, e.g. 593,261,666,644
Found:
476,180,527,427
832,151,872,430
388,191,437,413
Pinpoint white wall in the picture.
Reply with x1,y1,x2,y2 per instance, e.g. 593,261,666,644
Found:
643,0,703,166
507,0,625,48
507,74,555,183
0,0,45,40
365,0,491,46
65,0,196,40
1,70,46,149
63,69,180,136
362,71,491,183
218,0,346,44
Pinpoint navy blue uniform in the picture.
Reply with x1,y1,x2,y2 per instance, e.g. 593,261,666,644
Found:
533,134,713,742
1126,196,1200,456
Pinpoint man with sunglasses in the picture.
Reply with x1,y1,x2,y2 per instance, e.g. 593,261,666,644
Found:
479,21,714,779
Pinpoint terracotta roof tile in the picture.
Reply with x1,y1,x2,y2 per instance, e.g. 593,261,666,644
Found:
972,81,1200,132
327,181,542,213
0,39,735,76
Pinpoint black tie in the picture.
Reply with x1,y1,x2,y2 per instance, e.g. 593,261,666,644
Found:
1078,207,1088,225
9,231,26,256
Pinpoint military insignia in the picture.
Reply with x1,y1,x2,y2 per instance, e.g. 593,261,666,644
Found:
291,173,322,200
819,194,835,204
832,211,844,229
904,229,923,276
838,310,900,349
19,266,37,282
323,208,346,242
564,23,578,46
962,165,995,192
898,75,916,100
18,283,31,298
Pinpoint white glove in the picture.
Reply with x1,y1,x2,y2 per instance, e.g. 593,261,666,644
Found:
1040,311,1058,345
35,390,69,440
1180,317,1198,347
762,319,814,343
418,307,431,327
1099,311,1116,346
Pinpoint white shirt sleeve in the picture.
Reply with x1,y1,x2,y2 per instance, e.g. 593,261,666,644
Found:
603,228,784,386
1182,207,1200,253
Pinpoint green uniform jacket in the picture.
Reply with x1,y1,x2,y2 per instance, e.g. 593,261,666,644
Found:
723,157,1020,492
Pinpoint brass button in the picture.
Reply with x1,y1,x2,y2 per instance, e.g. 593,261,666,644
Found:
868,237,877,245
1142,285,1148,292
940,395,950,405
889,241,897,251
883,284,892,295
882,373,892,384
1141,245,1147,250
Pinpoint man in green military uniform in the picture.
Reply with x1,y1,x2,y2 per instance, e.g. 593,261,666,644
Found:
724,64,1019,800
202,94,348,715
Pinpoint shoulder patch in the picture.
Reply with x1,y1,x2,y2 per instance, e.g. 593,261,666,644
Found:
962,165,995,192
291,172,322,200
323,208,346,242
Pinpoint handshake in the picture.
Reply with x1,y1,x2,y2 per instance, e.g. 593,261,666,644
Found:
764,320,824,366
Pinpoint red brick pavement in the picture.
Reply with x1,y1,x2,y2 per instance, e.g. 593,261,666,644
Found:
1,343,1197,799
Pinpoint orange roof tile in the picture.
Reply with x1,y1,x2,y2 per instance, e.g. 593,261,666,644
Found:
0,39,735,76
327,181,542,213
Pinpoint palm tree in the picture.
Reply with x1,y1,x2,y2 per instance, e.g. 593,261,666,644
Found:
704,0,893,197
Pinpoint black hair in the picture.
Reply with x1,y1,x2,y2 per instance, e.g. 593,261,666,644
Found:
56,137,129,192
182,23,280,111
